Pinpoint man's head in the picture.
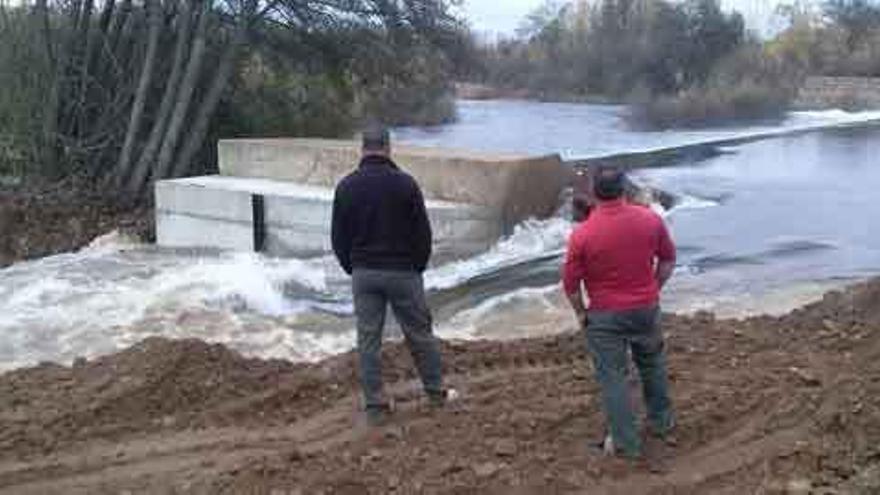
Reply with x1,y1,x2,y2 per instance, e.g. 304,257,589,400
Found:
362,125,391,158
593,166,626,201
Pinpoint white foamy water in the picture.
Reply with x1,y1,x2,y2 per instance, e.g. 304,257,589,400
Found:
426,216,571,291
0,239,344,370
0,214,580,371
0,181,766,372
438,284,567,340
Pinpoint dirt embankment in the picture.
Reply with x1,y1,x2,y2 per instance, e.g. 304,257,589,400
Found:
2,280,880,494
0,181,152,267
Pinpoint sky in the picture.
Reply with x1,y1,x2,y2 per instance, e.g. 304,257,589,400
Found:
460,0,791,38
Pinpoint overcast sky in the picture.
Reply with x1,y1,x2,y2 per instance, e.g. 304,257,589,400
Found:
460,0,790,38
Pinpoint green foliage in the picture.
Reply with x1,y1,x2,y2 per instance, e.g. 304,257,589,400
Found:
470,0,747,102
768,0,880,77
0,5,54,177
353,41,457,126
220,55,356,139
632,79,793,129
0,0,465,185
823,0,880,48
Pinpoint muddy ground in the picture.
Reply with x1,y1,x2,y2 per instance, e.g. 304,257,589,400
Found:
2,279,880,494
0,180,152,267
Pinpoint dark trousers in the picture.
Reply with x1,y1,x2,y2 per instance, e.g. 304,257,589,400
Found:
352,268,443,409
586,306,674,457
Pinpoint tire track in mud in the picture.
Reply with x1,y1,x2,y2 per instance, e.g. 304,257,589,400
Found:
0,344,591,494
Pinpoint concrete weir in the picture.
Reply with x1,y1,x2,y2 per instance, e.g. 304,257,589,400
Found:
156,139,568,263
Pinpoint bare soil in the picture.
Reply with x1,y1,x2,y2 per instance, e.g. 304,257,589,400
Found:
0,180,152,267
2,279,880,494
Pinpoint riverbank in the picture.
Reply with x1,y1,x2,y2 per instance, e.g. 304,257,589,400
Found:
0,180,153,268
1,278,879,494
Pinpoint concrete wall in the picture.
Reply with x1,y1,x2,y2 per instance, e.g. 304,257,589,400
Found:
155,176,502,264
217,139,569,231
796,76,880,110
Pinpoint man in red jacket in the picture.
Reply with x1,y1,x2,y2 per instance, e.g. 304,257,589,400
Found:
562,166,676,460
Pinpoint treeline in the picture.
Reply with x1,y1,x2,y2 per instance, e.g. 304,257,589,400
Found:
771,0,880,78
461,0,880,128
472,0,748,100
0,0,467,195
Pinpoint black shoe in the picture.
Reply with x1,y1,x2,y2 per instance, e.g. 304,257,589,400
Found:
365,404,392,427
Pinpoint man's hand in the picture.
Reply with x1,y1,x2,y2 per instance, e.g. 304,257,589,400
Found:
655,260,675,290
566,289,589,329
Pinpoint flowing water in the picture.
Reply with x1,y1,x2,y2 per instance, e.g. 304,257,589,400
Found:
2,101,879,371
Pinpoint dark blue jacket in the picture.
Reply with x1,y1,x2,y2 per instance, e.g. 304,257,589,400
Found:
331,155,432,274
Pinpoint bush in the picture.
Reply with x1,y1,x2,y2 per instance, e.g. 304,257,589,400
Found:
628,42,800,129
630,81,792,129
219,54,357,139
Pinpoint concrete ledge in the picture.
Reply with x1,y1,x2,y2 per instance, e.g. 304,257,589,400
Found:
217,138,569,230
155,176,503,263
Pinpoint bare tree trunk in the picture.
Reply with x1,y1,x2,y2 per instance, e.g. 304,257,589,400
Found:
125,0,195,191
149,3,210,184
34,0,59,174
98,0,116,32
75,0,97,140
61,0,93,141
172,23,247,178
115,2,138,64
115,0,162,187
107,0,131,52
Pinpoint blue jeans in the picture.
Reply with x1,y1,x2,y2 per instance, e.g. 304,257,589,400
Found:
586,306,674,458
352,269,444,410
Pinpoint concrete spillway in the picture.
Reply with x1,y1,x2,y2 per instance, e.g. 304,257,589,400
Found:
155,139,569,264
217,138,568,228
156,176,503,263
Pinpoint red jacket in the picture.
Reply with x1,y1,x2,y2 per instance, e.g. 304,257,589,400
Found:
563,199,676,311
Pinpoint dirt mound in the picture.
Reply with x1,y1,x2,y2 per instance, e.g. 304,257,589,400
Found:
0,180,152,267
1,280,880,494
0,338,346,456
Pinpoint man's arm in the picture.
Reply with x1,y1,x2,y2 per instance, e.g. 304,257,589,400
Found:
655,218,676,289
411,182,432,272
331,185,353,275
562,231,588,326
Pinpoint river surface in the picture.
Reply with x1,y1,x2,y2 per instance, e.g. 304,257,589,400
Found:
2,100,879,371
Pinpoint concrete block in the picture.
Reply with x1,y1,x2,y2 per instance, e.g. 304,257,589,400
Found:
156,212,254,252
217,138,569,230
155,175,503,263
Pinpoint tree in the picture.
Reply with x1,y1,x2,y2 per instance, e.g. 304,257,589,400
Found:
681,0,745,85
823,0,880,49
1,0,464,196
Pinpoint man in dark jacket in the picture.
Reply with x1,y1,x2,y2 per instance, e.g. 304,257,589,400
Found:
331,127,445,425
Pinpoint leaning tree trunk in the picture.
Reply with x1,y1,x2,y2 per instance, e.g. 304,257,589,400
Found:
148,3,210,185
34,0,59,173
107,0,131,54
171,22,248,178
75,0,99,144
125,0,195,193
115,0,162,187
67,0,93,138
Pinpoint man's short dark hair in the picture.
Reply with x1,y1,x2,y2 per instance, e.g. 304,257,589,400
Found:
594,166,626,201
362,126,390,152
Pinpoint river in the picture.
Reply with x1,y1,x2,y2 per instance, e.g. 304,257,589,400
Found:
1,100,879,371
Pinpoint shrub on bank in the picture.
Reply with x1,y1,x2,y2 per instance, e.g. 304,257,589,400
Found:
628,42,801,129
629,81,793,129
